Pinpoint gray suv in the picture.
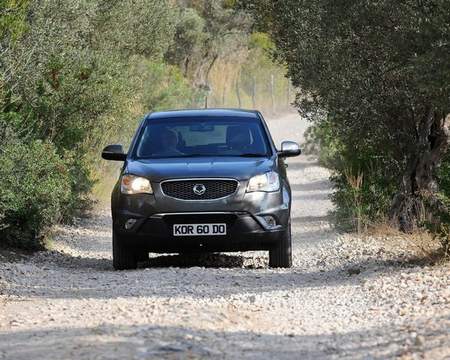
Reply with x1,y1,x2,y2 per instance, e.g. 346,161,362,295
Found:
102,109,301,270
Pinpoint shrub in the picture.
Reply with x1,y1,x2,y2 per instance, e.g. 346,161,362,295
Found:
138,60,204,111
0,0,263,251
0,137,70,249
428,152,450,256
330,169,396,233
246,0,450,233
59,151,95,222
307,119,398,232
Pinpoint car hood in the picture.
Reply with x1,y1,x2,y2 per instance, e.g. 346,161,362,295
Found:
125,157,275,182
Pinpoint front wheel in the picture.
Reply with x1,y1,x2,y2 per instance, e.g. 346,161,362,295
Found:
269,221,292,268
113,231,138,270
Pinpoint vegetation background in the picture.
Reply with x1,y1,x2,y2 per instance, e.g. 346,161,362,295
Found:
243,0,450,255
0,0,292,249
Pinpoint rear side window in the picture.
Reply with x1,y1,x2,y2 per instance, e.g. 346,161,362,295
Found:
134,116,271,159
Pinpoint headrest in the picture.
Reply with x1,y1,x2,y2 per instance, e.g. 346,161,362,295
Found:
226,125,251,146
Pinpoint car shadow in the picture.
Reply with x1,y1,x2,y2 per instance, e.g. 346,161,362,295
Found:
145,253,246,268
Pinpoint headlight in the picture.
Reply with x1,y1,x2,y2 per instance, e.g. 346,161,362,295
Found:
121,175,153,194
247,171,280,192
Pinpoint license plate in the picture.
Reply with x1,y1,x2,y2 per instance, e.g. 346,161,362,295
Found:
173,223,227,237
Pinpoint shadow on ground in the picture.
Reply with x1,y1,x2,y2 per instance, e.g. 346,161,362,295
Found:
285,160,321,171
146,253,246,268
1,248,439,301
290,180,331,192
292,215,330,224
0,316,448,360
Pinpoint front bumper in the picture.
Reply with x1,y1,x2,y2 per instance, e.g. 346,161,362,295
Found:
114,211,287,252
112,181,291,253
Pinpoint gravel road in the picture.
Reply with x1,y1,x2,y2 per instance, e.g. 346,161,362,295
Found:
0,113,449,359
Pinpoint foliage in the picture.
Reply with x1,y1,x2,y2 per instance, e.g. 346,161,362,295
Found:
165,8,206,75
0,0,29,40
0,0,177,248
208,31,292,112
245,0,450,232
0,118,70,249
97,0,175,59
438,152,450,200
0,0,287,249
430,151,450,254
169,0,253,89
137,60,205,112
306,118,397,231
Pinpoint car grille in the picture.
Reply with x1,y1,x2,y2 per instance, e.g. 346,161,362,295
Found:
161,179,238,200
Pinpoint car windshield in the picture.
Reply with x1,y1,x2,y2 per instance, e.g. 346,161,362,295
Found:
134,116,271,159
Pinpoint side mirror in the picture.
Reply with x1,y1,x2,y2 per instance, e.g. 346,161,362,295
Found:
102,144,127,161
278,141,301,158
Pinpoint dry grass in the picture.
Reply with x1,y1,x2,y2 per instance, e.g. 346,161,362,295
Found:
363,222,447,264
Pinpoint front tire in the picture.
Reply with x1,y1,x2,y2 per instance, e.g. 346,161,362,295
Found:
113,231,138,270
136,251,149,263
269,221,292,268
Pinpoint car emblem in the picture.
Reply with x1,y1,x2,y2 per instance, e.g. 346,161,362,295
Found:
193,184,206,196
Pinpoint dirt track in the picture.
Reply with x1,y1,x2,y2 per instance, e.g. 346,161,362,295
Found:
0,113,449,359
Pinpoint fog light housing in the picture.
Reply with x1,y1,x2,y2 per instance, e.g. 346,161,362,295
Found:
261,215,277,229
124,218,137,230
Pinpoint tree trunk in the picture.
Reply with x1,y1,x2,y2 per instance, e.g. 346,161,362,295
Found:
183,57,190,78
235,72,242,108
221,87,226,106
251,76,257,109
390,109,450,232
270,74,275,114
205,54,218,85
287,81,291,107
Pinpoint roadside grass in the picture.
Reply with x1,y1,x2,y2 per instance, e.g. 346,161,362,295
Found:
92,170,120,208
361,222,448,265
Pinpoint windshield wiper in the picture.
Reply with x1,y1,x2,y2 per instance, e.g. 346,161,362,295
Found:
180,154,239,158
140,153,267,159
177,154,207,157
238,153,267,157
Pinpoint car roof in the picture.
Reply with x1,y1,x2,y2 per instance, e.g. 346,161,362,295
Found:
147,108,260,120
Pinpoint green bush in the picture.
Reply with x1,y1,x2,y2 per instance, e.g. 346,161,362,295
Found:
60,151,95,222
438,152,450,200
307,118,450,240
0,137,70,249
246,0,450,234
428,152,450,255
0,0,265,251
138,60,204,111
307,119,398,232
330,170,396,232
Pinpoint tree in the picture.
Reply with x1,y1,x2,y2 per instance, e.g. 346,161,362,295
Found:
0,0,179,246
165,8,206,77
245,0,450,231
171,0,252,88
